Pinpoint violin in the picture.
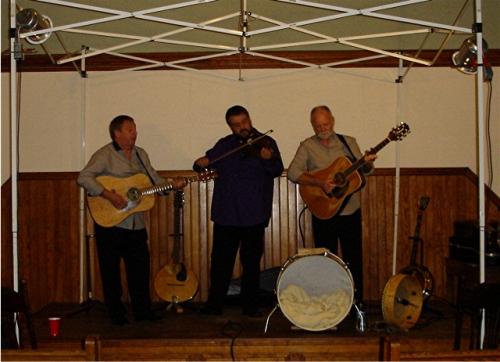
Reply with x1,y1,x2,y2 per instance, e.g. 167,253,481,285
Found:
241,131,274,158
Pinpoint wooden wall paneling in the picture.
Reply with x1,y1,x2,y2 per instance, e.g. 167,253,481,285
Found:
181,184,197,298
278,176,291,265
283,179,295,266
362,172,382,300
432,175,453,295
396,175,411,272
376,175,391,300
5,169,499,311
16,174,81,311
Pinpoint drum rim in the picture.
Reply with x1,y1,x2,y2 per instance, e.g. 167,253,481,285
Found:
276,251,355,331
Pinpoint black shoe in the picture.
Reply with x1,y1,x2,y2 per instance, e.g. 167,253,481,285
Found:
200,305,222,315
111,315,129,326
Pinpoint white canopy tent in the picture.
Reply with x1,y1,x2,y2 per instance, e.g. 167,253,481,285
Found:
9,0,490,345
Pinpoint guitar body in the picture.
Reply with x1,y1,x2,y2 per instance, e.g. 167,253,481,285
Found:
154,190,199,305
154,264,199,303
87,174,155,227
299,156,364,220
382,273,423,330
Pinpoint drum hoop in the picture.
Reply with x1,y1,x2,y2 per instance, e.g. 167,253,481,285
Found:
276,251,354,331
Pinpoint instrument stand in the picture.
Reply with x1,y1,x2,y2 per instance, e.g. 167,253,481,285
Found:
372,321,401,334
154,299,198,315
65,233,105,318
166,297,184,314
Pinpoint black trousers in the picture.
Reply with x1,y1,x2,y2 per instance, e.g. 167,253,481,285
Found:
95,225,152,319
206,223,265,312
312,209,364,302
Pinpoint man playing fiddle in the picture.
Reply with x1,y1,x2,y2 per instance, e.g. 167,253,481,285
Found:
193,105,284,316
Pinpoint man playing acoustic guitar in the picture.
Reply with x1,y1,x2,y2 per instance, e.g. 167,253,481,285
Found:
78,115,186,325
287,105,377,305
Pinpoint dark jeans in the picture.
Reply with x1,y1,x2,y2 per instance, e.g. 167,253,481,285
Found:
206,223,265,312
312,209,364,302
95,225,152,320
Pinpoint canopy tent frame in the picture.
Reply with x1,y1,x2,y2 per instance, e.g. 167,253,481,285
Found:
9,0,488,347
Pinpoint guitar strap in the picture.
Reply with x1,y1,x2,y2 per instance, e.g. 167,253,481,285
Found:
337,134,356,162
334,134,359,216
136,150,168,195
135,150,155,183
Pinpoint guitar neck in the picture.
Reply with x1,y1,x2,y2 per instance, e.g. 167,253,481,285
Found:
139,175,199,197
172,206,182,265
409,212,424,265
343,136,392,177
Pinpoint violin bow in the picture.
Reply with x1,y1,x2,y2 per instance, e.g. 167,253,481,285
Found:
207,129,274,166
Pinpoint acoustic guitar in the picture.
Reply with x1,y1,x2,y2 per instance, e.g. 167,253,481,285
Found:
400,196,434,300
299,122,410,219
87,170,216,227
154,191,198,307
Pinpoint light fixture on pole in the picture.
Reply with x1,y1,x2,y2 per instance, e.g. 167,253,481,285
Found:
452,36,493,81
16,8,53,45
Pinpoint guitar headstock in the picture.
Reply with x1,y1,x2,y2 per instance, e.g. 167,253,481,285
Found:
174,190,185,209
198,168,218,182
418,196,430,211
388,122,410,141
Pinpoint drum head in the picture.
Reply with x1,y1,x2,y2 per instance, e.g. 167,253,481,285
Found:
276,252,354,331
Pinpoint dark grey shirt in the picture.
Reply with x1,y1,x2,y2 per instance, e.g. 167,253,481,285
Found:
77,142,165,230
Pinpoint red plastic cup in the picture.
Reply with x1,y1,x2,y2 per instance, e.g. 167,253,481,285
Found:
48,317,61,337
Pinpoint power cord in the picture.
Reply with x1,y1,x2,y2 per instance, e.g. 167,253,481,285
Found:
298,205,308,249
222,320,242,361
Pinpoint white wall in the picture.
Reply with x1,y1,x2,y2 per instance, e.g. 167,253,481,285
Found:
1,67,499,194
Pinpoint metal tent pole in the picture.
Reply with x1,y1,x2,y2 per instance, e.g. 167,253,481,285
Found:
10,0,19,293
474,0,486,349
392,58,404,275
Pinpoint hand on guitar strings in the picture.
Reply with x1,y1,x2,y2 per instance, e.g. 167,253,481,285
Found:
101,188,128,210
321,175,336,195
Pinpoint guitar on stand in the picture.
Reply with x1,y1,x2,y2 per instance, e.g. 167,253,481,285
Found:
381,196,433,330
154,191,198,313
400,196,434,300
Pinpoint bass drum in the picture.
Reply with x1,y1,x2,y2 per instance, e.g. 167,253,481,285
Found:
276,250,354,331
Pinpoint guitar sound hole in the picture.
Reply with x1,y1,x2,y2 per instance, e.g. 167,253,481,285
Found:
333,172,347,187
127,188,141,202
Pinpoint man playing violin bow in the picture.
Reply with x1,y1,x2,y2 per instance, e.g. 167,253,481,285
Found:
193,105,284,317
288,105,377,305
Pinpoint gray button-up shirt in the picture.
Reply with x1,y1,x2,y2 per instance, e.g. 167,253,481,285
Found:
77,142,165,230
287,133,372,216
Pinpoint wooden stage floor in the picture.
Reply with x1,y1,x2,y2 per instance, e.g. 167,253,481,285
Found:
24,298,471,360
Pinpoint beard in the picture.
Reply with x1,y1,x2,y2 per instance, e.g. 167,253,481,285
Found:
317,130,333,140
238,128,252,140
